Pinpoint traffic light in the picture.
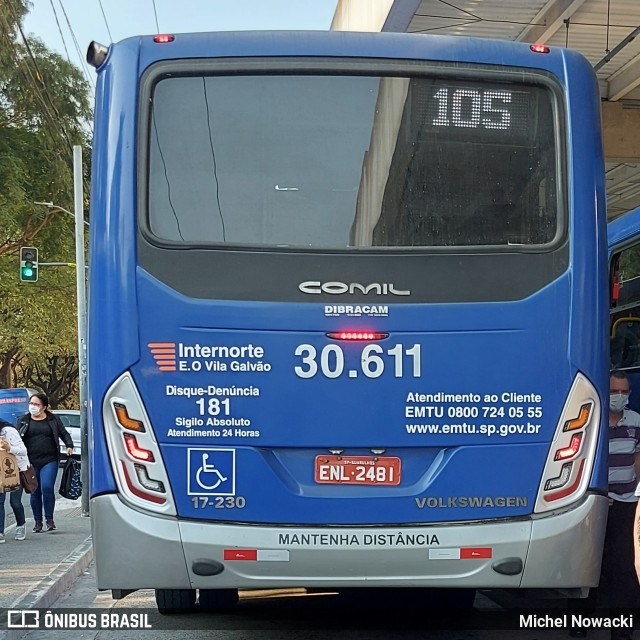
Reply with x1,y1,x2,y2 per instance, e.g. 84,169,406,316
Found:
20,247,38,282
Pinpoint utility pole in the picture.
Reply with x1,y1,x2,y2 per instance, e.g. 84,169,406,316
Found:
34,147,89,516
73,145,90,518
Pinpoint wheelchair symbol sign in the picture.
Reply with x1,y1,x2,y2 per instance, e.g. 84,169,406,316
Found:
187,448,235,496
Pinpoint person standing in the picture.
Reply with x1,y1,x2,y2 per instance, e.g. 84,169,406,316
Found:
634,486,640,588
574,370,640,639
17,393,74,533
0,418,29,542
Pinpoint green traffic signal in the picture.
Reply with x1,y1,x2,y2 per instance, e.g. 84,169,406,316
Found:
20,247,38,282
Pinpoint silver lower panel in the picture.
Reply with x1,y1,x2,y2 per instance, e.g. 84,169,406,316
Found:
91,493,608,590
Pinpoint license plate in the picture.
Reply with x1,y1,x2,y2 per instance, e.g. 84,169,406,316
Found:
314,455,401,485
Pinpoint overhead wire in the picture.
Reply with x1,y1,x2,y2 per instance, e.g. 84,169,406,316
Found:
49,0,96,118
47,0,71,62
605,0,611,54
413,11,638,30
56,0,96,97
97,0,113,42
151,0,160,33
410,20,480,34
0,1,73,152
435,0,480,21
0,15,35,128
414,1,639,76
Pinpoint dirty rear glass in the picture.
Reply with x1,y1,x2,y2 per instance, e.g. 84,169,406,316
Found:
146,69,560,249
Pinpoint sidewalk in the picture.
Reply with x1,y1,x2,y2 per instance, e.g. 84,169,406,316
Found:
0,500,93,611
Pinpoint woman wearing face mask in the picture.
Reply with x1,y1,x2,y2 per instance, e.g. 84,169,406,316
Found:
17,393,74,533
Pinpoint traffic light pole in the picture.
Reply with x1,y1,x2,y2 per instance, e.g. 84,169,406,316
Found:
73,145,90,518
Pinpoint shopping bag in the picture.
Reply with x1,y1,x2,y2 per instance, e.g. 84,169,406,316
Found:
20,465,38,494
59,457,82,500
0,449,21,493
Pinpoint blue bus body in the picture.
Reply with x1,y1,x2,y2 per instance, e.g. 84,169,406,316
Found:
87,31,609,605
0,388,29,425
608,208,640,397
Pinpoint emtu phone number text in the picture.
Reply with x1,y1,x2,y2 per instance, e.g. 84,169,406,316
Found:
294,343,421,379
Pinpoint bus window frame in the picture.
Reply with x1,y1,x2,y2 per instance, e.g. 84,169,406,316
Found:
609,241,640,370
137,56,569,255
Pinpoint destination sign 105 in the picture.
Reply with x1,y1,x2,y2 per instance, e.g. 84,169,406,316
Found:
421,81,536,137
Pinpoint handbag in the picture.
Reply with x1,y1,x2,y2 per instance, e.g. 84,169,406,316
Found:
59,457,82,500
0,449,21,493
19,465,38,494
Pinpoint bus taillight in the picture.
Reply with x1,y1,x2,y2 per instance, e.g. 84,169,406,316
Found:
563,403,592,431
104,373,176,515
133,463,166,494
530,44,550,54
326,331,389,341
120,461,166,504
114,403,146,432
544,460,586,502
124,433,155,462
534,373,600,513
554,433,583,461
544,461,573,490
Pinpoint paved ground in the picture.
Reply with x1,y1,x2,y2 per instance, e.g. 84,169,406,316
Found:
0,494,93,640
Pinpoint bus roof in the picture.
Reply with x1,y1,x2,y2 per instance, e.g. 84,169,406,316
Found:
96,30,591,80
609,207,640,250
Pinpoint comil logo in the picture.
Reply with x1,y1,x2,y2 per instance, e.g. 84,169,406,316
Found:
148,342,176,371
299,281,410,296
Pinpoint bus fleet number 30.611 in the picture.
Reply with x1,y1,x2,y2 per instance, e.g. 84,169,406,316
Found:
294,343,421,379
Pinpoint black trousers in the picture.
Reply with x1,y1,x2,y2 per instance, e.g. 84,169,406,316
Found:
571,499,640,611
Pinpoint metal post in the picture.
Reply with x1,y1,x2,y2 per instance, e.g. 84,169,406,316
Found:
73,145,90,517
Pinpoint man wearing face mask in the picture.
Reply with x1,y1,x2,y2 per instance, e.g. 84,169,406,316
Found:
570,370,640,639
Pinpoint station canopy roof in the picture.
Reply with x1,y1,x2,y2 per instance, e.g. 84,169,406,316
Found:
333,0,640,220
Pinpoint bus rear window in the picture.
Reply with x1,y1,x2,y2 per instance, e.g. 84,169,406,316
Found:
146,70,560,249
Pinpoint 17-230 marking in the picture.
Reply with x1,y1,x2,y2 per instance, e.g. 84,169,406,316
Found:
191,496,246,509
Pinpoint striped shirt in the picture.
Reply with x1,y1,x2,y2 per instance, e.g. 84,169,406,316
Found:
609,408,640,502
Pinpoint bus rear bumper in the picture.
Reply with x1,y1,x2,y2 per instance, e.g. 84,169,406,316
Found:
91,493,608,590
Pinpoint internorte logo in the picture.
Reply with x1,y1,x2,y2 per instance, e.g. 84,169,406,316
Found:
148,342,177,371
299,281,410,296
148,342,266,373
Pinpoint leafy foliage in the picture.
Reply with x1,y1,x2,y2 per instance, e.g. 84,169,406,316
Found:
0,0,92,406
619,244,640,283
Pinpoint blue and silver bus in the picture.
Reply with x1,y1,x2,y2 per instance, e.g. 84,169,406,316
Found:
609,208,640,391
87,31,609,613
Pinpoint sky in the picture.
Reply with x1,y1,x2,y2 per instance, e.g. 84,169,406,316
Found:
23,0,338,93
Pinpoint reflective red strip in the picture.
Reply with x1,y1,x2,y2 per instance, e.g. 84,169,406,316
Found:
224,549,257,561
460,547,492,559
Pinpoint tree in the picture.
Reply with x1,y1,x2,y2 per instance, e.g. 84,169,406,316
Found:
0,0,92,404
23,353,79,406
